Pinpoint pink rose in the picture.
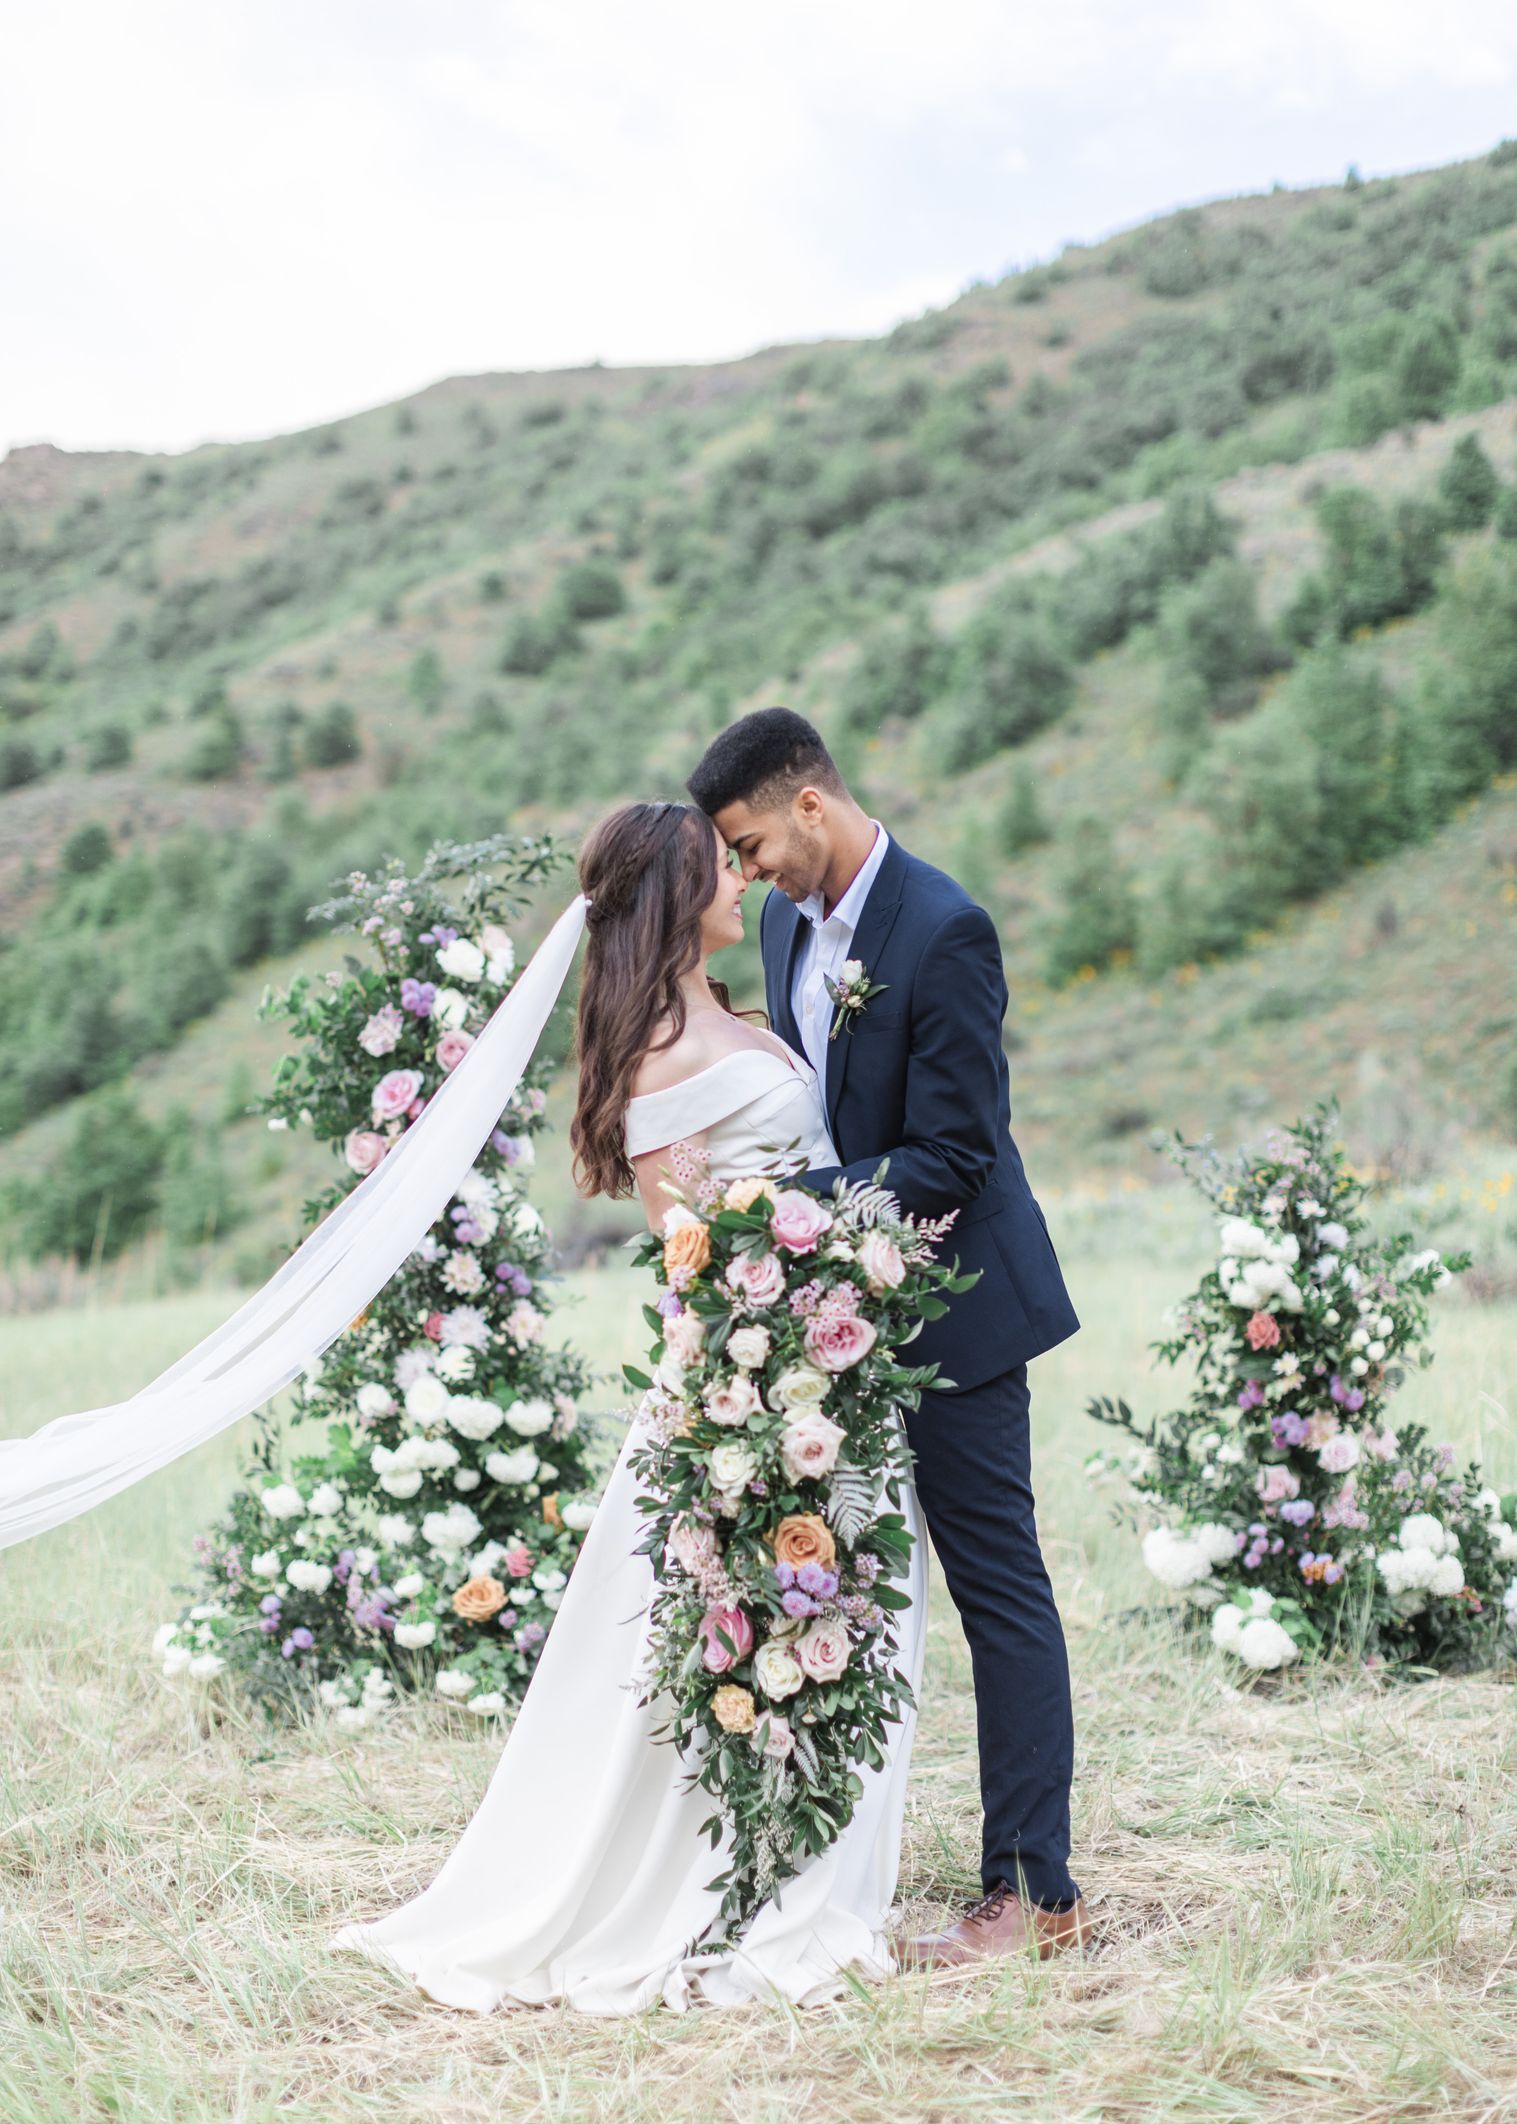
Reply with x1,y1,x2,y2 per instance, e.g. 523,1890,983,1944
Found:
779,1411,847,1484
1318,1433,1360,1474
726,1252,787,1307
703,1373,760,1428
796,1618,850,1682
372,1067,424,1122
436,1028,475,1073
769,1191,834,1256
344,1129,388,1175
664,1311,707,1368
750,1713,795,1760
698,1604,754,1674
803,1312,877,1373
502,1542,533,1578
423,1310,445,1341
858,1230,906,1292
358,1004,404,1057
1256,1464,1300,1504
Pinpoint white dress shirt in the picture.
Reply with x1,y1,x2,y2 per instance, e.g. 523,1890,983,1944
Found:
790,821,891,1087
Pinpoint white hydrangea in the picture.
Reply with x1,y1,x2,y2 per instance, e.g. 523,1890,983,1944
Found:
394,1620,437,1650
421,1502,483,1556
285,1559,333,1595
503,1396,555,1437
1400,1513,1455,1556
467,1692,508,1716
307,1481,344,1517
187,1651,227,1680
1142,1526,1219,1590
249,1549,283,1579
436,1345,476,1383
356,1381,397,1420
393,1571,427,1600
261,1483,306,1521
485,1444,540,1485
447,1395,506,1441
1236,1618,1300,1670
434,1667,476,1700
405,1373,453,1426
375,1513,416,1548
561,1497,597,1532
1210,1587,1276,1654
454,1468,481,1492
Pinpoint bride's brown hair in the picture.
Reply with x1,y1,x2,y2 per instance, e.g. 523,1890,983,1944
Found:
570,800,744,1200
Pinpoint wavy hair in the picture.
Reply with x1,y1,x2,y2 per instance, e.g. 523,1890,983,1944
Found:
570,800,743,1200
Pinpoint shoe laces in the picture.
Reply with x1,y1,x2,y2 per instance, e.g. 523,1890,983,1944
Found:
966,1879,1014,1923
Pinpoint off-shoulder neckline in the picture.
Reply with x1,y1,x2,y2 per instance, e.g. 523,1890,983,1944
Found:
626,1044,806,1109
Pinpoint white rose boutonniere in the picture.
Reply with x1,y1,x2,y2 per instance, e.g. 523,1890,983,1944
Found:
823,958,888,1039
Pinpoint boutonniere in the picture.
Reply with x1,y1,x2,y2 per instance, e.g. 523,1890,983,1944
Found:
823,957,888,1040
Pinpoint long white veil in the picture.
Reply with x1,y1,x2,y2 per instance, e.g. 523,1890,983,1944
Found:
0,895,589,1551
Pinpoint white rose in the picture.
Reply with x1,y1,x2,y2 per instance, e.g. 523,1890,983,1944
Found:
307,1482,344,1517
286,1560,333,1595
394,1621,437,1650
509,1200,544,1241
454,1469,481,1491
437,937,486,983
436,1345,476,1383
726,1326,772,1371
447,1395,506,1441
661,1203,705,1237
356,1382,397,1420
405,1373,453,1425
753,1638,806,1699
479,923,516,982
435,1668,476,1699
561,1498,597,1531
1236,1619,1299,1670
707,1441,758,1494
771,1363,831,1412
532,1564,567,1592
486,1445,540,1485
432,985,470,1030
503,1396,555,1437
1219,1217,1271,1259
261,1484,306,1521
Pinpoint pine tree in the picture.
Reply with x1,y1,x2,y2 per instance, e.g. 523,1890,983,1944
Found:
157,837,598,1727
1437,434,1501,531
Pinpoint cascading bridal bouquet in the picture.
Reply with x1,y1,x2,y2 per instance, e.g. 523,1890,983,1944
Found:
624,1157,975,1945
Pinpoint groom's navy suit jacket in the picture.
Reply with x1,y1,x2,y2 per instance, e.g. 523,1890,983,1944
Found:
761,836,1079,1395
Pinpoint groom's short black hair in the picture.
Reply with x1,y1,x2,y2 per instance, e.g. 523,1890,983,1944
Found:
687,707,846,816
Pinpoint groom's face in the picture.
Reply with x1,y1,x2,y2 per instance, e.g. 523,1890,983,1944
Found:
712,791,828,904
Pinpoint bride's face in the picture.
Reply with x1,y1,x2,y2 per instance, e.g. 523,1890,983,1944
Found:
698,823,748,954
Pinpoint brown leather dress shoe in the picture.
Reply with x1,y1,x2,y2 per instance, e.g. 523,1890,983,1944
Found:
899,1881,1094,1971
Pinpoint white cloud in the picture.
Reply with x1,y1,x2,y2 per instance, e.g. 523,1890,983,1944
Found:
1,0,1514,455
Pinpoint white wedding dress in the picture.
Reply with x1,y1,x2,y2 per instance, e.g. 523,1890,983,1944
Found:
330,1043,928,2014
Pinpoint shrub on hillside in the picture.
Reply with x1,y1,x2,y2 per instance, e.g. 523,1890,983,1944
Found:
303,700,362,768
84,722,133,771
60,822,113,876
1496,485,1517,540
999,766,1051,854
840,606,948,729
184,710,244,782
1041,816,1138,984
0,737,44,790
556,559,625,621
1059,487,1237,658
498,608,579,676
1161,557,1286,717
1437,433,1501,530
1391,309,1461,422
20,1088,164,1263
1283,487,1445,646
159,1119,243,1254
941,601,1075,769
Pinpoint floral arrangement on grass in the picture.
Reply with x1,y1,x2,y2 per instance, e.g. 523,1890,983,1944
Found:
1089,1105,1516,1676
625,1152,975,1945
154,837,599,1727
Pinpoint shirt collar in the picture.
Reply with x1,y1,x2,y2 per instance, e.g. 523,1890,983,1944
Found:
799,820,889,935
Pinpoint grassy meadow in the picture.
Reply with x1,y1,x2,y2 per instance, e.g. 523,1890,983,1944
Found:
2,1204,1515,2123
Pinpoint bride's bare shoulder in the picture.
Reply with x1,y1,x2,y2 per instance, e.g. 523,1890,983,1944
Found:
631,1013,779,1099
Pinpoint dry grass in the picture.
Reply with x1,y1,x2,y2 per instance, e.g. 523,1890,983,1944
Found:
2,1250,1515,2123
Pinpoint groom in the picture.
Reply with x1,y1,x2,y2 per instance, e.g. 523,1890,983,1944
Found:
688,707,1090,1967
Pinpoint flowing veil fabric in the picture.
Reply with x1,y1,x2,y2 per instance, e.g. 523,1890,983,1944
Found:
0,895,589,1551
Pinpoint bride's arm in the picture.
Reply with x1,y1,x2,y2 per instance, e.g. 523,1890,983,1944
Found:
631,1133,710,1233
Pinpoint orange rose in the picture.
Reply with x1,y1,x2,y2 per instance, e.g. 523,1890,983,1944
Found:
663,1219,712,1281
541,1492,562,1526
451,1574,508,1622
349,1304,372,1332
771,1513,837,1571
712,1684,756,1733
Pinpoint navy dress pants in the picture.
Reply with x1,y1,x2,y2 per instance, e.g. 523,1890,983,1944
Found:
903,1361,1080,1908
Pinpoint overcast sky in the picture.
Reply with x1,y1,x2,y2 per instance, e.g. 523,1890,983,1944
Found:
5,0,1517,459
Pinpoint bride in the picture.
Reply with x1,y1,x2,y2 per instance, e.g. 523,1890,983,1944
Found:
329,799,928,2014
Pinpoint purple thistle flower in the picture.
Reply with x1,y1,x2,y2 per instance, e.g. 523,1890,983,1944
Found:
497,1608,518,1630
515,1621,546,1652
400,976,437,1017
259,1616,281,1635
773,1561,797,1590
432,924,459,946
290,1627,314,1651
1237,1381,1265,1411
259,1593,283,1615
781,1589,818,1618
656,1290,685,1319
1279,1499,1316,1527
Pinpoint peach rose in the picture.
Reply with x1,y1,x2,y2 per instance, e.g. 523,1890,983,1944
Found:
344,1128,389,1175
725,1176,778,1212
859,1230,907,1292
769,1190,833,1255
803,1312,877,1372
726,1251,787,1306
712,1684,756,1734
452,1574,508,1622
771,1513,837,1572
663,1220,712,1281
699,1603,754,1674
541,1492,561,1526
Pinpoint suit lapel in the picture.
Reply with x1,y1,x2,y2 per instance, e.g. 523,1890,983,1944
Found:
824,838,909,1144
764,889,808,1052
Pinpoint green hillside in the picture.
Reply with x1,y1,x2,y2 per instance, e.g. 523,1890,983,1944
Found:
4,145,1517,1284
